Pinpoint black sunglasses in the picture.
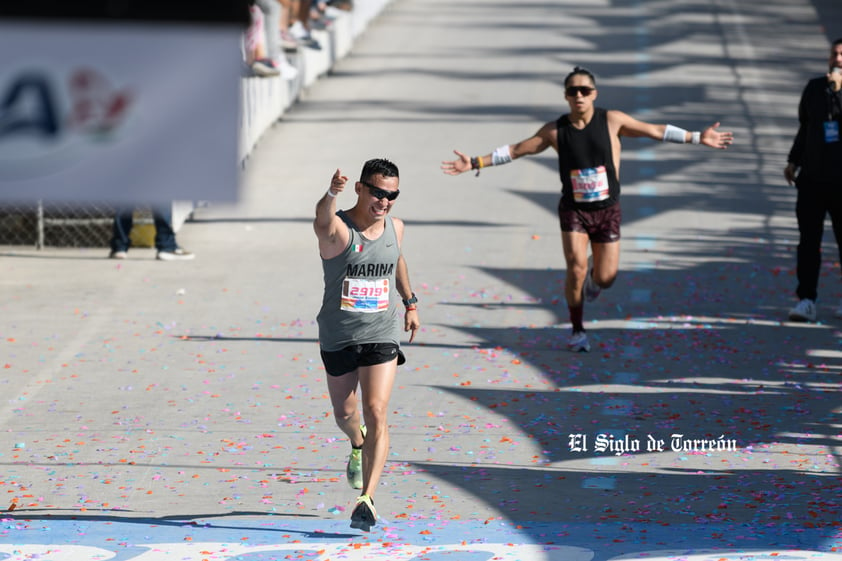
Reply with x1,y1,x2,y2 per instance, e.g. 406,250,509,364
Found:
361,181,400,201
565,86,595,97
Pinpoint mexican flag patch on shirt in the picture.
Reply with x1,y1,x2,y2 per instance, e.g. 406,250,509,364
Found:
352,244,363,253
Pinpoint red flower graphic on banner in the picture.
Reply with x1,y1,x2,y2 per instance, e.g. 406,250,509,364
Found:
67,68,132,135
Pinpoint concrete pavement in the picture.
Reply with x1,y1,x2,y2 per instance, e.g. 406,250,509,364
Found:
1,0,840,559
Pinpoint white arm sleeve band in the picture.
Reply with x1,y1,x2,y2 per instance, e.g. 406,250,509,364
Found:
663,124,688,144
491,145,513,165
691,131,701,145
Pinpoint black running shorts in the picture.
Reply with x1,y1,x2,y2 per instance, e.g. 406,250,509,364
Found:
320,342,406,376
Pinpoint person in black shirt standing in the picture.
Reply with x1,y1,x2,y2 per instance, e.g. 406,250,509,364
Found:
784,38,842,321
786,39,842,322
442,67,733,351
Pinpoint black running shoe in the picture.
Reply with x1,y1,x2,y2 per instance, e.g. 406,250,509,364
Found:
350,494,377,532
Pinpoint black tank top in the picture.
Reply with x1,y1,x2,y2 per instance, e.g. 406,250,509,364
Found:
556,107,620,210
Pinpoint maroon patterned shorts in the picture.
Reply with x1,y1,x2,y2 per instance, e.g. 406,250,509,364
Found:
558,202,621,243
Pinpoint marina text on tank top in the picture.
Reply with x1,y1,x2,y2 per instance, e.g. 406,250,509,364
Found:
316,210,401,351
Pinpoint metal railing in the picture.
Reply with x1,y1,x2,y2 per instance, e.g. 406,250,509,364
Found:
0,202,156,249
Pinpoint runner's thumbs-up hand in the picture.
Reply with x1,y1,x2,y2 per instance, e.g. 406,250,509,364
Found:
329,168,348,196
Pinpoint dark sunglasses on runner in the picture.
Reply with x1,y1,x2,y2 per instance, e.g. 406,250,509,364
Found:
565,86,595,97
362,181,400,201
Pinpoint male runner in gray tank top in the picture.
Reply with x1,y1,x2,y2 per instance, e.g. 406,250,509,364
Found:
314,158,420,531
442,67,733,352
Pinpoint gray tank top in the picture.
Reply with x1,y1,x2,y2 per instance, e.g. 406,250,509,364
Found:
317,210,401,351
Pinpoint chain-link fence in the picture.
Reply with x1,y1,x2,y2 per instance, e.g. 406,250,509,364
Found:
0,203,155,249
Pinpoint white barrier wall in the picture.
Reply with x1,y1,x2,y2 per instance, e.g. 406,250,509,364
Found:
238,0,393,162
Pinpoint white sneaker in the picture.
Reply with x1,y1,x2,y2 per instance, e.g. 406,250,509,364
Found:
157,248,195,261
567,331,590,353
289,21,312,40
251,60,280,78
788,298,816,322
583,266,601,302
280,30,300,50
275,56,299,80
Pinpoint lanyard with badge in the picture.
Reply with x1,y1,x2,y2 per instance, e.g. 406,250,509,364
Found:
825,78,842,143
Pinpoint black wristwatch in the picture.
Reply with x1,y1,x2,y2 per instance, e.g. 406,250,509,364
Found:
402,293,418,307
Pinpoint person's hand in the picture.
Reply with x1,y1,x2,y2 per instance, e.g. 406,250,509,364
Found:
404,309,419,343
784,162,798,186
700,122,733,149
441,150,471,175
329,168,348,195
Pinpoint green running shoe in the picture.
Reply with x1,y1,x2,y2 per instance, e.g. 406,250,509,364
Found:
345,425,366,489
